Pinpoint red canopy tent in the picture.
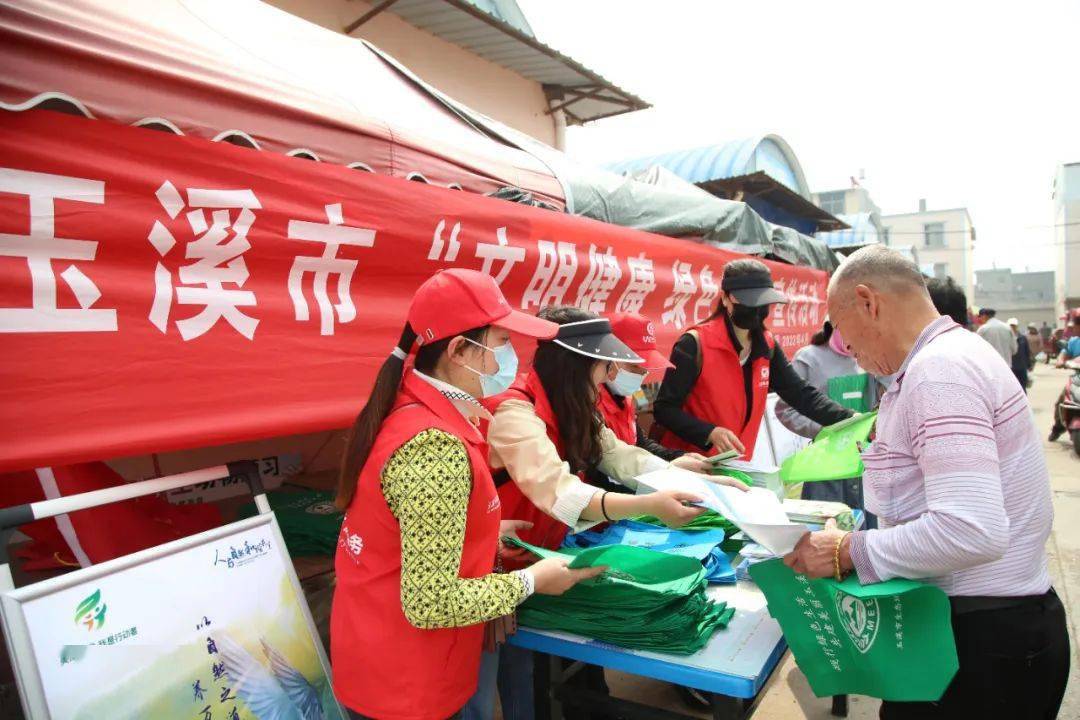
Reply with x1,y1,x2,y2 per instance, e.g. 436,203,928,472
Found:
0,0,565,205
0,0,829,477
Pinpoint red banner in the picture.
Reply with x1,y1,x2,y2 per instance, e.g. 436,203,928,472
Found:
0,110,827,472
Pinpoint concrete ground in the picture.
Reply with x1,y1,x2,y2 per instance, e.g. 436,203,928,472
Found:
607,361,1079,719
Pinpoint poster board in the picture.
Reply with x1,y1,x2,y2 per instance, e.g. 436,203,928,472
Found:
0,512,344,720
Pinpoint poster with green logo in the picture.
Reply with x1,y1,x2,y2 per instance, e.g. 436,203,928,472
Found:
1,514,344,720
749,559,958,701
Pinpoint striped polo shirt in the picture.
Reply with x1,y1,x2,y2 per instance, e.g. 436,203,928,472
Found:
848,316,1053,597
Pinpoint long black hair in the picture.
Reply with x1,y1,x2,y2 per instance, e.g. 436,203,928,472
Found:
810,322,834,346
532,306,605,474
336,323,488,509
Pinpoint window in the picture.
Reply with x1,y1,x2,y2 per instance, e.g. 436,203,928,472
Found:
818,191,845,215
882,227,891,245
924,222,945,248
933,262,948,279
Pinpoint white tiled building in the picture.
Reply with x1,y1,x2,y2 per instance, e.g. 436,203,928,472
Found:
881,201,976,302
1053,163,1080,317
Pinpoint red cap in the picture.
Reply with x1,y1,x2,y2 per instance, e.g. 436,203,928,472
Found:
607,312,674,371
408,269,558,345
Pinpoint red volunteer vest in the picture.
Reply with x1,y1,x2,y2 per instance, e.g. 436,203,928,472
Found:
597,384,638,445
660,318,774,457
483,371,576,552
331,372,501,720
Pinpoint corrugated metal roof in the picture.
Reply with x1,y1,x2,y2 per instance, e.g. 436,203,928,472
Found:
381,0,649,124
459,0,536,37
817,212,884,250
605,135,811,198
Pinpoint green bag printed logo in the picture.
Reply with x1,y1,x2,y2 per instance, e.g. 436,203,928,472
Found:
74,590,106,631
750,559,959,701
835,590,879,653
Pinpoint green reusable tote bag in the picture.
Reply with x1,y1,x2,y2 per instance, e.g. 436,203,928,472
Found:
779,411,877,485
827,373,873,413
749,559,958,701
504,537,707,596
505,538,734,653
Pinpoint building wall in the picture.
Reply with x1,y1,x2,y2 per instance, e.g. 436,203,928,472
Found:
1013,270,1056,303
813,187,881,218
265,0,557,146
1054,163,1080,315
881,208,975,301
974,269,1057,327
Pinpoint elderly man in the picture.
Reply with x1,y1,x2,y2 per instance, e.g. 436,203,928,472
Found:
975,307,1017,364
784,246,1068,719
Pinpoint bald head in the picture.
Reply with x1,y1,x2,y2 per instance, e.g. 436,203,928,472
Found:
828,245,929,308
826,245,940,377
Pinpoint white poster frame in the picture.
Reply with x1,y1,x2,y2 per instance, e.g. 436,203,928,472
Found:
0,503,343,719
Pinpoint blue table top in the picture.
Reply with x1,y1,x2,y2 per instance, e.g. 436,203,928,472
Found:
508,580,787,698
507,510,865,698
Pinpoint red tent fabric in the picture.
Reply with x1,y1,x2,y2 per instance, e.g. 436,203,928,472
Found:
1,463,221,569
0,109,828,472
0,0,565,206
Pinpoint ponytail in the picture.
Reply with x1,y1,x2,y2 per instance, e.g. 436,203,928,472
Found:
810,322,833,346
336,323,417,509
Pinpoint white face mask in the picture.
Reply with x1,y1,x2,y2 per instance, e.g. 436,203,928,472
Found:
605,368,645,398
462,338,518,398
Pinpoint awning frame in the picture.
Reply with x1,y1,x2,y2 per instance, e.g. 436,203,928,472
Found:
700,171,849,233
345,0,650,125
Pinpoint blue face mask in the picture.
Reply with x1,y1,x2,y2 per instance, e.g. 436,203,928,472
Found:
606,367,645,398
464,338,518,398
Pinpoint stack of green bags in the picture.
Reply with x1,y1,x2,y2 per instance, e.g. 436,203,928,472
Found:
239,490,343,557
633,510,738,536
508,538,735,655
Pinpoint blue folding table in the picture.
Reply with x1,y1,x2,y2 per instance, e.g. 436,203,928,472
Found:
509,580,787,720
509,511,865,719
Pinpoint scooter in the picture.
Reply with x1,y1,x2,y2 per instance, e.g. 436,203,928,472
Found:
1056,359,1080,456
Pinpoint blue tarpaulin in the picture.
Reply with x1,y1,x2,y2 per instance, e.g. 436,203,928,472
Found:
563,520,735,584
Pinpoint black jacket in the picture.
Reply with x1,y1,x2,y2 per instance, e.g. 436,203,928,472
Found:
654,317,853,451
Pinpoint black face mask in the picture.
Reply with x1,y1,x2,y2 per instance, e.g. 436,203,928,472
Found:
730,304,769,330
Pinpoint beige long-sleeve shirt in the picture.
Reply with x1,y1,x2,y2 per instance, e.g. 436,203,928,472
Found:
486,399,668,533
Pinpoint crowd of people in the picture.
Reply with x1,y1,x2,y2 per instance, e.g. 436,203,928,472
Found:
971,304,1080,443
328,247,1069,720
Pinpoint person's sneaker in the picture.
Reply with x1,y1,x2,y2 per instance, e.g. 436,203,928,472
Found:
1049,426,1065,442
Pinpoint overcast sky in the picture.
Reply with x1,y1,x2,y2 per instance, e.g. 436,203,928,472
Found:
519,0,1080,272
